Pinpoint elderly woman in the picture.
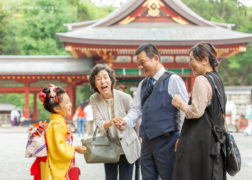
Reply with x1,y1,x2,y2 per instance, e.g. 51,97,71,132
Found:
89,64,140,180
172,42,227,180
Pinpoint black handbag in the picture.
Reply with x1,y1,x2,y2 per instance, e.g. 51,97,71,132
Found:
207,74,241,176
81,127,121,163
225,132,241,176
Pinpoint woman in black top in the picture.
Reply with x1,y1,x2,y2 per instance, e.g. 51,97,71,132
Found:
172,42,227,180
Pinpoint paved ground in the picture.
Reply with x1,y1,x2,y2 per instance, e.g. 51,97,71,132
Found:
0,127,251,180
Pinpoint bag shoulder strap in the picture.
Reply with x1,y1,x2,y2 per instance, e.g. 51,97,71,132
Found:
141,71,173,106
205,74,225,115
204,73,227,130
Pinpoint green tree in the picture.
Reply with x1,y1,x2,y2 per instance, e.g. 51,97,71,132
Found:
0,6,8,54
220,43,252,85
76,0,115,21
0,0,117,121
0,2,19,54
15,0,78,55
0,0,116,55
182,0,252,85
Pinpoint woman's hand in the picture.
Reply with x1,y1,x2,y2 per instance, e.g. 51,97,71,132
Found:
175,139,179,152
172,94,184,110
113,117,127,131
104,119,114,129
74,145,86,154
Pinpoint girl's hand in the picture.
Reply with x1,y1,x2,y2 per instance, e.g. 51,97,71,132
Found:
74,145,86,154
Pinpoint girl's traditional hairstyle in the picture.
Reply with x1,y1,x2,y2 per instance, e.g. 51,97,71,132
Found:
38,84,66,113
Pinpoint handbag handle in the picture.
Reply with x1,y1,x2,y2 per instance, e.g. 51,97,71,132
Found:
92,126,99,141
92,126,112,141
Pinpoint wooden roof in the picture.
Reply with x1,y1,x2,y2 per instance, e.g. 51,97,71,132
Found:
0,56,93,75
58,0,252,46
88,0,214,27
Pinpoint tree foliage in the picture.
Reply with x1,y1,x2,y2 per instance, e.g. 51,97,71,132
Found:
14,0,78,55
0,5,8,54
0,0,115,121
181,0,252,85
0,0,115,55
76,0,115,21
0,2,19,54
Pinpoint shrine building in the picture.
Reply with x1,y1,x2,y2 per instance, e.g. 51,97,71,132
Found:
58,0,252,91
1,0,252,123
0,56,92,122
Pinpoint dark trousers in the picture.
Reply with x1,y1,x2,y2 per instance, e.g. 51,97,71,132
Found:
135,159,140,180
141,131,179,180
104,155,134,180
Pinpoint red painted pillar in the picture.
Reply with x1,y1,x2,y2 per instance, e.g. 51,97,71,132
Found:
33,93,38,121
67,83,74,120
72,84,76,117
24,82,30,120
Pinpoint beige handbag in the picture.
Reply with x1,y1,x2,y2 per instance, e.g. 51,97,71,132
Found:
81,127,121,163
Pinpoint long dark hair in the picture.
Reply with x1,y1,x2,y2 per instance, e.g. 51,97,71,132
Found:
190,42,219,71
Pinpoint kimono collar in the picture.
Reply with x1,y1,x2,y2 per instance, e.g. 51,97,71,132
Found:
50,113,65,122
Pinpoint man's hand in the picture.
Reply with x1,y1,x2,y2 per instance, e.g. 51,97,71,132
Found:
113,117,127,131
112,117,121,129
119,119,127,131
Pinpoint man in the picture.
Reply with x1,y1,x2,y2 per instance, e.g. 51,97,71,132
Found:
114,44,188,180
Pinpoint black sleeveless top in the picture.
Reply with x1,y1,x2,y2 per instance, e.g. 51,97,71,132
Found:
172,71,227,180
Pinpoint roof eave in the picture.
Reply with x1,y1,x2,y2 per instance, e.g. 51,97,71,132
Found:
90,0,144,27
64,19,100,31
57,35,252,46
163,0,215,27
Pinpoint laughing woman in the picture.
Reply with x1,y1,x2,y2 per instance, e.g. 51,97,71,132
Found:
89,64,141,180
172,42,227,180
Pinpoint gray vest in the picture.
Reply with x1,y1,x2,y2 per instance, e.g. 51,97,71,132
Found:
140,75,179,140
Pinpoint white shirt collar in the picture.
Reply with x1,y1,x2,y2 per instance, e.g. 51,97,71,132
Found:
152,66,165,82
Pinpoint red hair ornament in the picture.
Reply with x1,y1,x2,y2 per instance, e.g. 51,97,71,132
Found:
38,91,46,104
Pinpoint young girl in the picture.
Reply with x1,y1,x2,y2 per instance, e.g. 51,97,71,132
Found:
31,84,86,180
